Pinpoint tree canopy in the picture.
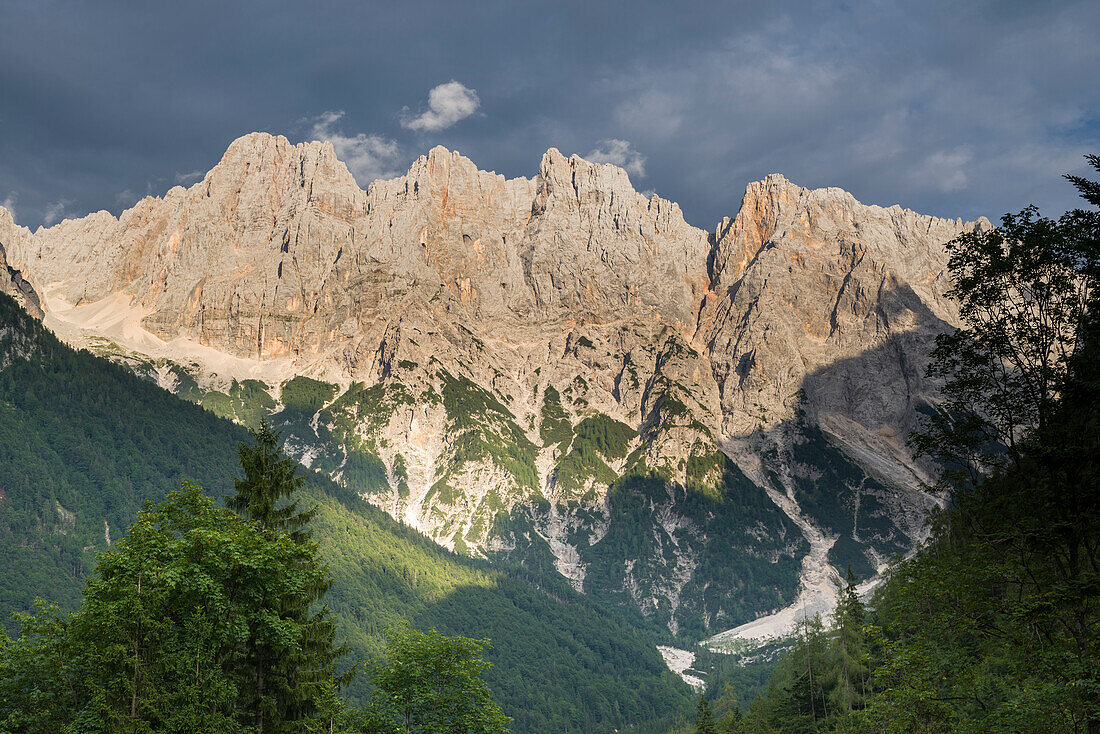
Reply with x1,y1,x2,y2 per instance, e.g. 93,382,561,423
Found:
364,626,511,734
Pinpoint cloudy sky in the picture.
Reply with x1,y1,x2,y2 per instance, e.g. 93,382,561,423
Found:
1,0,1097,229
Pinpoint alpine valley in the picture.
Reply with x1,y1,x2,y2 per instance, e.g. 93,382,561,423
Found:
0,132,986,650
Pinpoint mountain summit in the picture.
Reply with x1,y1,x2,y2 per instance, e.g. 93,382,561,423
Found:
0,133,986,637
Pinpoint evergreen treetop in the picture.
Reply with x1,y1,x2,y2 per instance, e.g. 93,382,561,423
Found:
229,420,316,542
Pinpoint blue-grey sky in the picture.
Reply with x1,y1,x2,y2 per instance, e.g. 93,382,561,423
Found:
1,0,1097,230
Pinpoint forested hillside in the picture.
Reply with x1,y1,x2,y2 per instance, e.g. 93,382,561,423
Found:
0,292,691,733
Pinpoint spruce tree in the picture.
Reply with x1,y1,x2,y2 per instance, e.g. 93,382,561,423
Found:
828,568,868,716
228,419,316,540
694,694,717,734
227,422,346,733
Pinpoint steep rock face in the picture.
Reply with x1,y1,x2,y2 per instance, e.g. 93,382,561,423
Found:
10,135,985,637
0,210,43,320
701,174,985,479
23,133,369,359
520,148,709,326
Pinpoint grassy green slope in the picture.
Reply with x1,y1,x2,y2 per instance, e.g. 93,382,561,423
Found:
0,294,690,734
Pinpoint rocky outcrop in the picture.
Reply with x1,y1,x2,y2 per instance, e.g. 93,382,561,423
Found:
7,134,986,636
0,209,43,320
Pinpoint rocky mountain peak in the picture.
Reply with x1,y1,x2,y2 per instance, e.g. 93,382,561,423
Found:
534,147,652,217
210,131,364,213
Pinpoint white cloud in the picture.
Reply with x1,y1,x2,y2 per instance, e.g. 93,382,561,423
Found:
115,189,139,207
42,198,72,226
401,81,480,132
614,90,683,140
584,139,647,178
175,169,205,185
308,110,404,183
1,193,16,219
909,148,974,194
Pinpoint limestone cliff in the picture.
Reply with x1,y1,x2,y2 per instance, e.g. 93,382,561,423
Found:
0,209,43,320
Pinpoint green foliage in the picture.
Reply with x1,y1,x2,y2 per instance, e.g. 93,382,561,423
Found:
199,378,276,429
694,695,717,734
683,450,722,497
497,398,808,640
440,373,512,426
707,155,1100,734
0,294,246,622
827,571,869,717
227,426,345,732
316,485,693,732
705,606,869,734
688,648,777,726
914,199,1096,488
366,626,510,733
581,459,805,638
392,454,410,499
319,381,404,438
891,155,1100,733
0,601,79,733
574,414,635,461
230,420,316,539
0,484,341,732
310,381,419,497
539,386,572,447
552,414,635,496
433,372,539,504
281,376,340,422
766,420,903,581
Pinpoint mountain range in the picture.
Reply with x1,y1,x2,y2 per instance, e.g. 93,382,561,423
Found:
0,132,986,642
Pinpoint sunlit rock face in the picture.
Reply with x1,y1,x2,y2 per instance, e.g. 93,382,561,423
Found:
4,133,986,636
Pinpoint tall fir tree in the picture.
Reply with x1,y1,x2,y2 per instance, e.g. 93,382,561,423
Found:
226,422,346,733
694,695,717,734
828,569,868,717
228,420,316,541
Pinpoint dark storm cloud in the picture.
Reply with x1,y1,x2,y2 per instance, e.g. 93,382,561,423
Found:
1,0,1096,230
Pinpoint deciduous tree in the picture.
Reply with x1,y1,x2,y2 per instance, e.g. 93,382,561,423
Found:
368,626,510,734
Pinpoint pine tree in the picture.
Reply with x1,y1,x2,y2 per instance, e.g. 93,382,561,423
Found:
756,613,831,730
828,568,868,716
226,422,345,733
694,694,717,734
228,420,315,540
